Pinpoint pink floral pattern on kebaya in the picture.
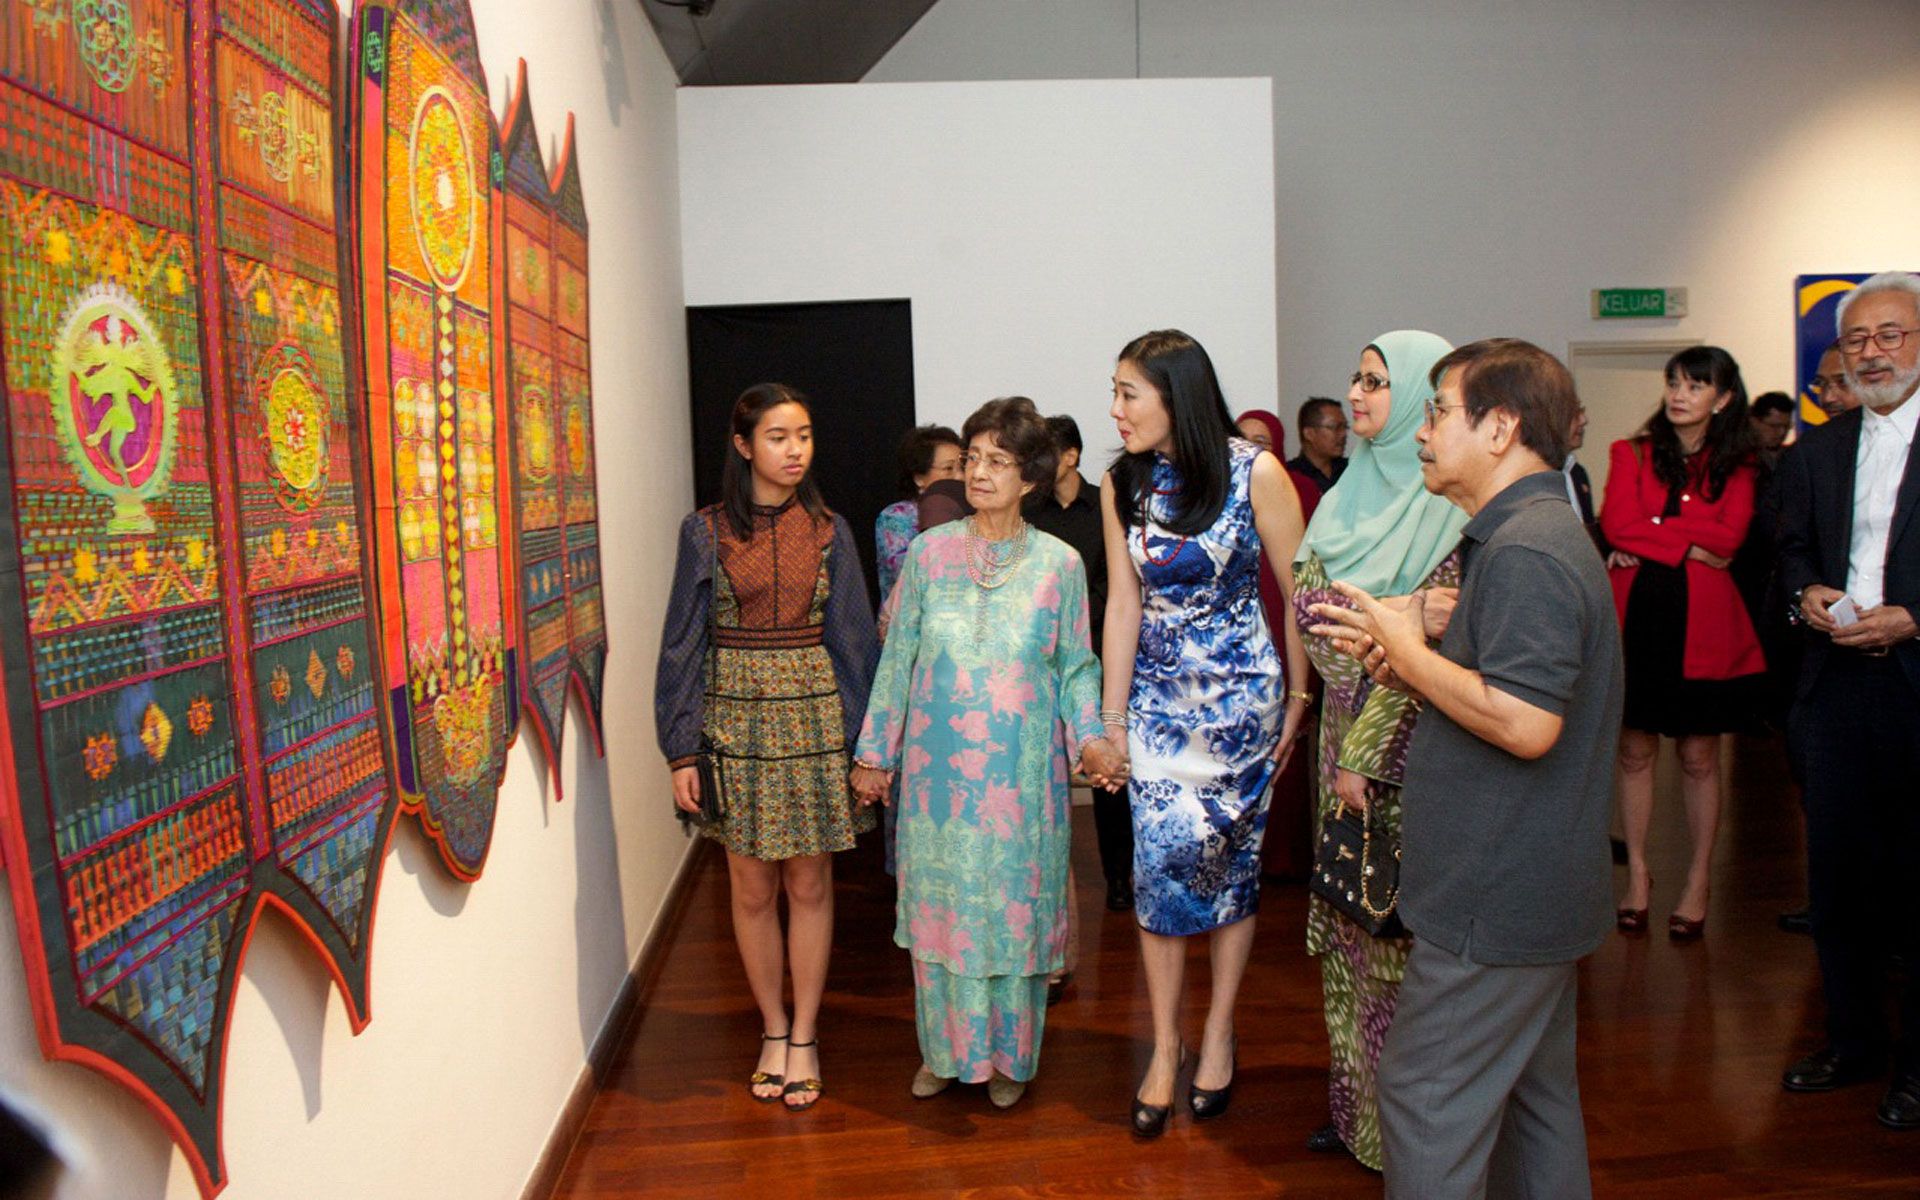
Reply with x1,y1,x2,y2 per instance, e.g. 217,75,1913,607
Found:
908,902,977,962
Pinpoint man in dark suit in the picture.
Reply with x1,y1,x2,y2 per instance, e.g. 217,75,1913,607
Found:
1561,404,1603,555
1775,271,1920,1131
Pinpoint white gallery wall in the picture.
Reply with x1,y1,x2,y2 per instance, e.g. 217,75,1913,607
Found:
872,0,1920,477
678,78,1278,465
0,2,693,1198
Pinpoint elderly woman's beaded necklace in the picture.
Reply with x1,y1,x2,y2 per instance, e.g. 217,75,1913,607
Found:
965,516,1029,642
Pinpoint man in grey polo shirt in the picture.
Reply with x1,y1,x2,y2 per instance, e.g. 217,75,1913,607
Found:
1312,338,1623,1199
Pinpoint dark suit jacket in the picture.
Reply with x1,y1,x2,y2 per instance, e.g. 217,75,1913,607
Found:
1568,460,1596,524
1774,407,1920,700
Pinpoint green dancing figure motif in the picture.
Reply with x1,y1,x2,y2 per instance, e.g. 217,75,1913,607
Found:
51,284,181,535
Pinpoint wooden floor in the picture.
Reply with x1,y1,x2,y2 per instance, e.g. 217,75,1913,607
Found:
550,736,1920,1198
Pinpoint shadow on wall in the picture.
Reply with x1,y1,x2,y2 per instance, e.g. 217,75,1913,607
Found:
394,820,474,920
564,731,628,1053
247,910,335,1121
594,0,633,125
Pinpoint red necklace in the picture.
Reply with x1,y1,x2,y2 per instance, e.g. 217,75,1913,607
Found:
1144,470,1190,565
1143,532,1189,566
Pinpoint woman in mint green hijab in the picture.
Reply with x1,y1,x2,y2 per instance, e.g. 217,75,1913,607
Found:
1289,330,1468,1170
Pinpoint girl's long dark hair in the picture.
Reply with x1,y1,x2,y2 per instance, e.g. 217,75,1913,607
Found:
1640,346,1751,502
719,382,829,538
1110,330,1237,536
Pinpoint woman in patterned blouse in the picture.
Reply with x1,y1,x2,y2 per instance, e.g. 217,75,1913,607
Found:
875,424,965,603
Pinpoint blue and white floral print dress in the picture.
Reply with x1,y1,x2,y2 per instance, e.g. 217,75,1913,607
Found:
1127,438,1283,936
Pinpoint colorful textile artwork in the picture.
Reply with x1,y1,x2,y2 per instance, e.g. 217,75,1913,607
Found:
499,63,607,794
348,0,517,879
0,1,397,1194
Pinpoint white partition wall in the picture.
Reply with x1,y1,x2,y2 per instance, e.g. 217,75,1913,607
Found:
872,0,1920,423
678,78,1279,463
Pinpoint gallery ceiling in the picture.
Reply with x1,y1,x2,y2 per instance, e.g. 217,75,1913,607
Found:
638,0,940,85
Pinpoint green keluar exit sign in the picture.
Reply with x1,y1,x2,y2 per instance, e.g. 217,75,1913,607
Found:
1592,287,1688,319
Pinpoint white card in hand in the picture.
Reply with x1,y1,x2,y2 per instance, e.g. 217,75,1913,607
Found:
1830,595,1861,627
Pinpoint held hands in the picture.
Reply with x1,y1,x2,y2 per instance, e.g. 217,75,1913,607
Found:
1831,603,1920,650
1310,581,1427,665
671,765,702,814
849,763,893,807
1309,582,1431,697
1078,736,1129,789
1799,584,1846,633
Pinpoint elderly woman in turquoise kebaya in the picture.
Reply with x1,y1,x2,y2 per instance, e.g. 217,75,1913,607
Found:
851,396,1121,1110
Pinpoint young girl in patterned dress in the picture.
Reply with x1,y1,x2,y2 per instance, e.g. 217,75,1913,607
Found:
654,383,879,1112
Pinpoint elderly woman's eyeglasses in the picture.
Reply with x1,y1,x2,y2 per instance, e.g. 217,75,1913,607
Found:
1837,327,1919,355
1349,371,1390,394
963,452,1021,473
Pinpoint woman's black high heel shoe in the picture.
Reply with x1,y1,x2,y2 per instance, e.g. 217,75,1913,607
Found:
1131,1044,1186,1138
1189,1035,1236,1121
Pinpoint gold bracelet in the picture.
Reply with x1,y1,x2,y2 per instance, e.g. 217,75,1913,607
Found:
1287,689,1313,704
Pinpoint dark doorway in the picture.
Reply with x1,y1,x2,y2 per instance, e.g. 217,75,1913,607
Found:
687,299,915,607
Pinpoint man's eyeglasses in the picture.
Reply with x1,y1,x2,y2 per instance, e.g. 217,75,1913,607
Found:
1836,327,1920,356
1807,373,1854,396
1423,397,1462,426
1349,372,1390,394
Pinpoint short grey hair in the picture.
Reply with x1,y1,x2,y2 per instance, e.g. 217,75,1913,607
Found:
1836,270,1920,333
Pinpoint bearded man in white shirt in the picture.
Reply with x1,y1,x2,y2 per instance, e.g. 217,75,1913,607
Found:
1775,270,1920,1131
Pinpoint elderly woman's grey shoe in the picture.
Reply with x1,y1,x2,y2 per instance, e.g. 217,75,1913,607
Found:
910,1064,952,1099
987,1073,1027,1109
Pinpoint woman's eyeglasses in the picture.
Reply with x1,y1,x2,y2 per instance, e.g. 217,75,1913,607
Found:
1349,372,1390,394
963,452,1021,472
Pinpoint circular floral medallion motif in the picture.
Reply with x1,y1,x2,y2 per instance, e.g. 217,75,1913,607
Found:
255,341,329,511
73,0,136,93
50,283,180,534
407,87,476,291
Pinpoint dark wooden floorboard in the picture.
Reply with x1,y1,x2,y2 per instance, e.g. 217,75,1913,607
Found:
552,736,1920,1197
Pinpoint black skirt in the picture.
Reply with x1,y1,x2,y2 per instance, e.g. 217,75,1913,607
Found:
1620,560,1763,737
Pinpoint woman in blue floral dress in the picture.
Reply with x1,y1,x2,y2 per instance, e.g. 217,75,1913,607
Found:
851,398,1121,1110
1098,331,1311,1136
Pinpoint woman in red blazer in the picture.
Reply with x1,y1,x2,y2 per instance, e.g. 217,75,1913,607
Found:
1600,346,1765,941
